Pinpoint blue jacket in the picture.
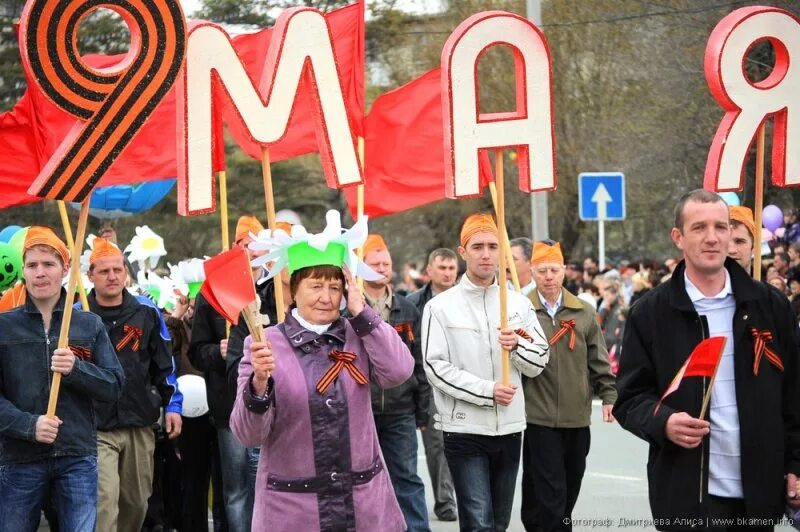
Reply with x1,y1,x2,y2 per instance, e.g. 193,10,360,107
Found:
0,289,124,465
87,290,181,430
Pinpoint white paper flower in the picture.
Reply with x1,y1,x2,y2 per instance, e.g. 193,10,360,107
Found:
124,226,167,270
247,210,382,283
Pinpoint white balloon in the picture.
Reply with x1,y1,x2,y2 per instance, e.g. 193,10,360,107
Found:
177,374,209,418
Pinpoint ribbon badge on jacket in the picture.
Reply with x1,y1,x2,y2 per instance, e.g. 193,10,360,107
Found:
515,328,533,342
394,323,414,342
316,350,369,394
548,320,576,351
751,328,784,376
68,344,92,361
116,325,143,353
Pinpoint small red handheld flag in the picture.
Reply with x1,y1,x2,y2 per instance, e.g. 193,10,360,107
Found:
199,247,257,326
654,336,726,414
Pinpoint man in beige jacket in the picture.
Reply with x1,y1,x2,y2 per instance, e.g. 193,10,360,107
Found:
522,241,617,532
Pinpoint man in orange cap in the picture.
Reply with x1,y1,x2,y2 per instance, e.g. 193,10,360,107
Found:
0,227,123,530
85,237,182,532
728,205,756,274
361,233,431,531
422,213,550,530
523,240,616,532
191,214,269,532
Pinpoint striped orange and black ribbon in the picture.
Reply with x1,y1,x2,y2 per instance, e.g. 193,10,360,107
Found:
68,344,91,361
548,320,576,351
116,325,143,353
514,328,533,342
751,328,784,375
316,350,369,394
394,323,414,342
20,0,186,201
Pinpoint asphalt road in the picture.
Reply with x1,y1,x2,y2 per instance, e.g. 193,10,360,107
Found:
37,402,797,531
423,401,796,532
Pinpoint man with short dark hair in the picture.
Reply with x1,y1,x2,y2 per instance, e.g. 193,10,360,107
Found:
615,189,800,531
408,247,458,522
510,237,536,296
87,238,182,532
0,227,123,531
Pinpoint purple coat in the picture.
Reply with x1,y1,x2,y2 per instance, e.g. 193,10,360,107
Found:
230,306,413,532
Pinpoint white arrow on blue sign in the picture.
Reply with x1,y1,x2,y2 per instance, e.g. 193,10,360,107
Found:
578,172,626,221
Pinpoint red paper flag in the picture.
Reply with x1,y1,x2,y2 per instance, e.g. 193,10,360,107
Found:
200,247,257,325
222,2,365,163
344,68,493,218
654,336,726,414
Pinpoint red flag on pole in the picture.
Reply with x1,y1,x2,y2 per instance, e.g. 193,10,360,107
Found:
343,68,493,218
199,247,257,326
654,336,726,414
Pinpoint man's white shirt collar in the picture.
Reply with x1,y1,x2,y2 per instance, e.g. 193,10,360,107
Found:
683,270,732,303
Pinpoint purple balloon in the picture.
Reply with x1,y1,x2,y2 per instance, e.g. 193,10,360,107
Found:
762,204,784,233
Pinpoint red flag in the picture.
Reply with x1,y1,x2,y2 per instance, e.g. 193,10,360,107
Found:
0,33,225,210
200,247,257,326
654,336,726,414
344,68,493,218
0,90,41,209
222,2,365,163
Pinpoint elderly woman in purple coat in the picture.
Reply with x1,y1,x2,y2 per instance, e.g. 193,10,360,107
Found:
230,212,414,532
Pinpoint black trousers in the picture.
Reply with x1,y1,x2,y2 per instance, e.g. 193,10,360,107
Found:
703,496,775,532
178,414,228,532
521,424,590,532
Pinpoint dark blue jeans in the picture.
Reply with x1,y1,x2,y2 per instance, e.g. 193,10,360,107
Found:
375,414,431,532
0,455,97,532
217,427,257,532
443,431,522,532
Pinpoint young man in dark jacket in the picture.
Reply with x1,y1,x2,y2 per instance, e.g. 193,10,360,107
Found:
407,247,459,522
0,227,124,531
615,189,800,531
86,238,182,532
363,234,431,531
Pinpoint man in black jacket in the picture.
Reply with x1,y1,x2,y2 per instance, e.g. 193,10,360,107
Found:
614,189,800,531
0,228,124,531
86,238,181,532
190,215,265,532
407,247,459,522
363,234,431,531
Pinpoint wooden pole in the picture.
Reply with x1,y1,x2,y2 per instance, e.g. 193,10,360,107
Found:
261,147,286,323
699,338,726,420
489,182,522,293
219,170,230,252
495,150,510,385
753,124,766,281
218,170,232,336
357,137,366,290
47,200,90,418
56,201,89,311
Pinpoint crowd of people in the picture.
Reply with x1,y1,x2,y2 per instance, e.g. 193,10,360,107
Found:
1,192,800,531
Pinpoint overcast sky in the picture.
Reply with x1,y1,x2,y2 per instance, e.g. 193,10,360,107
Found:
179,0,442,19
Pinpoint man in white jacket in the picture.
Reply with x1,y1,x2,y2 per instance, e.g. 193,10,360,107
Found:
421,213,550,531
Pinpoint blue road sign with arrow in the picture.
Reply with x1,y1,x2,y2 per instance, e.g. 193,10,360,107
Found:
578,172,625,221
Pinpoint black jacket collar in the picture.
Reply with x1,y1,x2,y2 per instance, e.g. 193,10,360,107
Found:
24,287,66,315
668,258,758,312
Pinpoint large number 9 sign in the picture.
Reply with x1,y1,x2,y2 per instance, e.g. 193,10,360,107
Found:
19,0,186,201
